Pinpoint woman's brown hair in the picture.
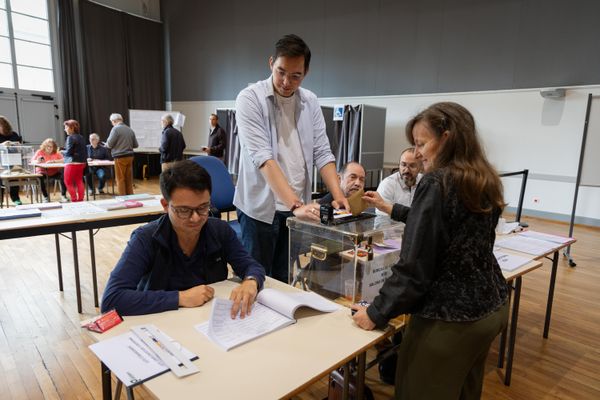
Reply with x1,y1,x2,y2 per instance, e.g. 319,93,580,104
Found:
63,119,80,133
405,102,505,213
0,116,13,136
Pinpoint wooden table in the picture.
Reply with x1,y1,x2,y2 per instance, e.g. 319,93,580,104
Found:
0,198,165,312
32,160,116,200
89,278,402,400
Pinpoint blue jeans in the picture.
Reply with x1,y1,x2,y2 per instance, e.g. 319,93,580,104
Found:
237,210,291,283
87,167,106,190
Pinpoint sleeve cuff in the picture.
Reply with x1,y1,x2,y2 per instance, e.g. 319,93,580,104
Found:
366,304,389,329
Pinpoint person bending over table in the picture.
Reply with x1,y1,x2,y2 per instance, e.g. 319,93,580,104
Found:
33,138,67,202
352,102,509,400
86,133,112,195
101,160,265,317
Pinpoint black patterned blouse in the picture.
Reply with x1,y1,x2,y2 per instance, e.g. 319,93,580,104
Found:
367,168,509,327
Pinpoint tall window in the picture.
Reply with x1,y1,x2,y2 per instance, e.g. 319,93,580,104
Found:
0,0,54,92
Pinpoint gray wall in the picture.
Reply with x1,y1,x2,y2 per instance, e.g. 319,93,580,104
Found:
162,0,600,102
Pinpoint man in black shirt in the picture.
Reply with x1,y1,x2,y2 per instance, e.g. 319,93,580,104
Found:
202,114,227,161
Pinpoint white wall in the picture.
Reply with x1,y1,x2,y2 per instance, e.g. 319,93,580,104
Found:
169,84,600,226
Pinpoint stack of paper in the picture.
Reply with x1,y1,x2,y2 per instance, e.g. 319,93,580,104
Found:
115,193,154,202
494,250,534,271
496,236,558,256
0,208,41,220
16,202,62,210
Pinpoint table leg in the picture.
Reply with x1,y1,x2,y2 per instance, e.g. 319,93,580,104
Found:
497,281,513,369
126,386,135,400
543,251,559,338
342,362,350,400
54,233,63,291
504,276,522,386
356,352,366,400
101,362,112,400
89,229,99,307
72,231,82,313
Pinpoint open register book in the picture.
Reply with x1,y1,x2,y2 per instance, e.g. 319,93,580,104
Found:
195,288,340,351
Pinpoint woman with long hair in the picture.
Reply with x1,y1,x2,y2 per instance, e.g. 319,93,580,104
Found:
353,102,509,399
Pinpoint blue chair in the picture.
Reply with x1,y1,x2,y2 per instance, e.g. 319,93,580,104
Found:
189,156,241,238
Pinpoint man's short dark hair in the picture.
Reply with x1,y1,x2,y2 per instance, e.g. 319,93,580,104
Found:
160,160,212,201
274,34,311,72
339,161,365,176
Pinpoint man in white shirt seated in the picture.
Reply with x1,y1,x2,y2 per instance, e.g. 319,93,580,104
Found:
363,147,422,222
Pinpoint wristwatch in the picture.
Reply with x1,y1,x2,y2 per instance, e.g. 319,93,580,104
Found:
243,275,260,290
290,201,303,213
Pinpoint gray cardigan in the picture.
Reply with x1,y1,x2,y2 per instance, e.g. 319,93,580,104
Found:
106,122,139,158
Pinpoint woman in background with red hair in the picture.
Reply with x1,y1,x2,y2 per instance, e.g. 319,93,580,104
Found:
63,119,87,202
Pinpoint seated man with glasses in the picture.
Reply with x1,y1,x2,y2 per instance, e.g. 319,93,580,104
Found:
101,160,265,317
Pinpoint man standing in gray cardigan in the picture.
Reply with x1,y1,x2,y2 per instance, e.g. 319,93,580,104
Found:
106,113,139,195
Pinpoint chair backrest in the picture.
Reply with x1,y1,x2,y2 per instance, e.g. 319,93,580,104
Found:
189,156,235,212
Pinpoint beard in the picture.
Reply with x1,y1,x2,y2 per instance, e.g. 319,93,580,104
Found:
402,174,416,187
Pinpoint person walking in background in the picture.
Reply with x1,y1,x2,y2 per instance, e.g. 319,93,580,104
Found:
32,138,67,202
159,114,186,171
0,115,23,205
86,133,112,195
106,113,138,195
63,119,87,202
202,114,226,161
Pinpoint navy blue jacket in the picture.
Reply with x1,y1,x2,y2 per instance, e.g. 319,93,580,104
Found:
101,215,265,315
64,133,87,163
87,144,112,161
159,125,186,163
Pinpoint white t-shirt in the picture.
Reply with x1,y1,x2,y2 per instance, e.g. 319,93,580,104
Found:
376,172,422,215
274,92,306,211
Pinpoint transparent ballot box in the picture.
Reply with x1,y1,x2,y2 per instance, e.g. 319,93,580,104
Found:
287,214,405,304
0,145,35,175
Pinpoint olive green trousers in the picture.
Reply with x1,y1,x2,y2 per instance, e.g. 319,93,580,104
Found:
395,302,509,400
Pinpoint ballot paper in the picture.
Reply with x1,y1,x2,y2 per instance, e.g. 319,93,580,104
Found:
495,236,557,256
494,250,534,272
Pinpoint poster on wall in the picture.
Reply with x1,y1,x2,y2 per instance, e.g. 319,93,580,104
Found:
333,105,344,121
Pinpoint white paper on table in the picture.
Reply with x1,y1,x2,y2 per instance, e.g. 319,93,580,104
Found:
196,291,339,351
494,251,534,271
199,299,294,351
62,202,107,215
518,230,572,244
89,329,197,387
495,236,557,256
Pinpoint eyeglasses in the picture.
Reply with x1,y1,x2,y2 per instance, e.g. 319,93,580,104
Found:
169,204,211,219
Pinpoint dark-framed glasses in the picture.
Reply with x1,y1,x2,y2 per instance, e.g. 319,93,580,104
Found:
169,204,211,219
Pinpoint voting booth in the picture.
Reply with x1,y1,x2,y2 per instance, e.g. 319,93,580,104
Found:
287,215,404,304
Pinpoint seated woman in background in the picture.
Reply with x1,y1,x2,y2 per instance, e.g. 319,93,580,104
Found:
63,119,87,202
32,138,68,202
0,115,23,205
86,133,112,195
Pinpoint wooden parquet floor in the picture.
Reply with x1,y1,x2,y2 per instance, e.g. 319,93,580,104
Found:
0,177,598,399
